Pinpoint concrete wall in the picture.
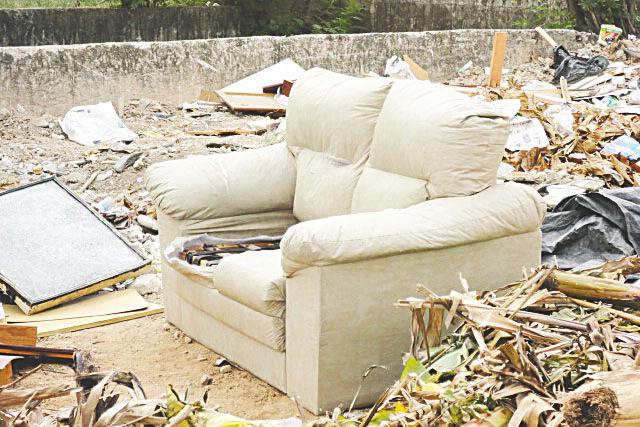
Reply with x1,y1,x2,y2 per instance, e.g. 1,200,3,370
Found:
367,0,565,32
0,6,241,46
0,29,595,114
0,0,567,47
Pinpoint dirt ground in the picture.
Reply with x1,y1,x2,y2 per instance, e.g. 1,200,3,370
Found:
0,100,300,419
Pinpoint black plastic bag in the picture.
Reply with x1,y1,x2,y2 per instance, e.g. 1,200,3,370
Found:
552,45,609,84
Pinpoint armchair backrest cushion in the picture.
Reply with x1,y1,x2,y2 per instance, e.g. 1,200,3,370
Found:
351,80,510,212
286,68,393,221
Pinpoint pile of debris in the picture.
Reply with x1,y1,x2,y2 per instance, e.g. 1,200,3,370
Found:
449,30,640,196
0,369,301,427
326,256,640,427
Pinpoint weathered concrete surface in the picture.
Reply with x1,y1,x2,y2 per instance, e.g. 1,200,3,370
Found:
366,0,566,31
0,29,595,114
0,6,240,46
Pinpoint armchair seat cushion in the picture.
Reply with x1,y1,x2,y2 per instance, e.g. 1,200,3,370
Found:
214,249,285,318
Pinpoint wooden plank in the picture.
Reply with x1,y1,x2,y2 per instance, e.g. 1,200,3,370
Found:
0,344,75,362
0,325,37,346
186,129,259,137
535,26,559,48
560,76,571,102
488,32,508,88
403,55,429,80
569,74,612,90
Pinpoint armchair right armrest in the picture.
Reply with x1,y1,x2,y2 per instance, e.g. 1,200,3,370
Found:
281,182,546,274
146,143,296,221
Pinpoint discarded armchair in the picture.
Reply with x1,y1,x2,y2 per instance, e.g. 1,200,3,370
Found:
146,68,546,414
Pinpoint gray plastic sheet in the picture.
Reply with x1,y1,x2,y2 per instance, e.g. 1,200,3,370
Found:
542,188,640,270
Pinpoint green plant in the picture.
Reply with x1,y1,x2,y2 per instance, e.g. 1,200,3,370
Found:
514,4,575,29
311,0,365,34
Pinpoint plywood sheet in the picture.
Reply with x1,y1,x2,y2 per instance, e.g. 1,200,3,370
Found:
0,178,149,308
6,304,164,337
216,92,286,114
5,289,148,323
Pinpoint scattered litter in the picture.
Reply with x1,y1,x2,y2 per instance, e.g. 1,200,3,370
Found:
602,134,640,161
59,102,137,146
114,151,143,173
458,60,473,73
506,117,550,151
543,104,575,138
136,214,158,234
599,24,623,45
214,357,229,367
536,27,609,84
385,55,414,79
220,59,304,94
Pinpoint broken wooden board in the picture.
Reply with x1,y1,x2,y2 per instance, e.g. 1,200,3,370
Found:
12,303,164,337
4,289,148,324
488,32,508,87
0,356,21,386
0,325,37,346
403,55,429,80
197,89,223,103
0,178,150,315
186,129,264,137
216,92,286,114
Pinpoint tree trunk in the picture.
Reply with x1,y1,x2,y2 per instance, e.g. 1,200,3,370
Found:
565,0,638,36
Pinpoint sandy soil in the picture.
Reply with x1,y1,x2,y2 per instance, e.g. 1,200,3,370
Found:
0,100,301,419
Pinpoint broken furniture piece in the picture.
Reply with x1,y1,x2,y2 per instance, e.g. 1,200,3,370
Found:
0,178,150,315
146,68,545,414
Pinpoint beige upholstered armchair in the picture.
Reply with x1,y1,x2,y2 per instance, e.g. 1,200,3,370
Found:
146,68,545,414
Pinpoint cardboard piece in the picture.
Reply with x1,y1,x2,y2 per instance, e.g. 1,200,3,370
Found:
0,355,22,386
403,55,429,81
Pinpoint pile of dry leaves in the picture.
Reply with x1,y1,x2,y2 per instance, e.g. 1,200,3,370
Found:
325,256,640,427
